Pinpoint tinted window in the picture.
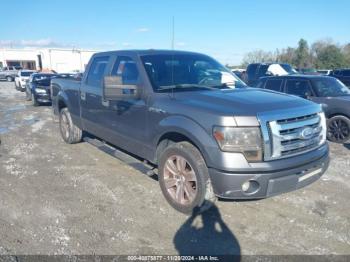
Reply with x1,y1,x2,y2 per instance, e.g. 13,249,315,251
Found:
20,71,33,77
333,70,341,76
265,79,282,91
257,65,269,77
286,80,312,97
111,56,139,85
312,78,350,97
247,64,258,78
255,79,266,89
343,70,350,77
87,56,109,86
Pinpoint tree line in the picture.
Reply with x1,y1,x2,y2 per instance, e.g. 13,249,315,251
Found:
240,39,350,70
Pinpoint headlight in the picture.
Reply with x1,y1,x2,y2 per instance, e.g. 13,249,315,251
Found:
318,112,327,145
213,126,263,162
35,88,46,93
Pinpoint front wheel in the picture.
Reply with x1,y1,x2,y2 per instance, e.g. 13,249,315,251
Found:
158,141,216,214
31,93,39,106
327,115,350,143
59,108,82,144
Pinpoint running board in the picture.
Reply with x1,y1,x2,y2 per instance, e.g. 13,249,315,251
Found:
83,137,158,178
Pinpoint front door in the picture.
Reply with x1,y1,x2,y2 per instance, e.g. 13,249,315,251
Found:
101,55,148,158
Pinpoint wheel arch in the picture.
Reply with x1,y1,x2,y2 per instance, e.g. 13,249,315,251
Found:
153,116,217,166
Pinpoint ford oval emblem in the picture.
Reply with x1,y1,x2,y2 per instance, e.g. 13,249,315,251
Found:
300,127,314,140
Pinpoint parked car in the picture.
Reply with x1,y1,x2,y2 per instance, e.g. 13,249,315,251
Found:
257,75,350,143
330,69,350,87
297,68,320,75
51,50,329,214
15,70,36,91
317,69,332,76
231,69,246,81
25,73,58,106
0,66,23,82
246,63,297,86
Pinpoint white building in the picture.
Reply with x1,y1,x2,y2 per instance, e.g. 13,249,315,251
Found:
0,48,97,73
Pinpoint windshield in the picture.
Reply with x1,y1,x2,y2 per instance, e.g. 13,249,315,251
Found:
32,74,57,85
141,54,246,92
280,64,298,74
312,78,350,97
20,71,34,77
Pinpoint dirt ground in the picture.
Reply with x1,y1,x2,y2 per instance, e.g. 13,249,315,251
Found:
0,81,349,256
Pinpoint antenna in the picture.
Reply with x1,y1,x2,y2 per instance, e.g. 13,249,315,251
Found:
171,16,175,99
171,16,175,50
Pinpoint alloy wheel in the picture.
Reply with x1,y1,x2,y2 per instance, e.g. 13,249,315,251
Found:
328,118,350,142
163,155,197,205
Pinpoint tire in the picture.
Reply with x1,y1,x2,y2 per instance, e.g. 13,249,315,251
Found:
6,76,13,82
59,108,82,144
26,91,31,101
158,141,216,214
31,93,39,106
327,115,350,143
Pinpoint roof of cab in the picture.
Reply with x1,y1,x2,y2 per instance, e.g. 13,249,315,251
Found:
260,74,334,81
93,49,208,57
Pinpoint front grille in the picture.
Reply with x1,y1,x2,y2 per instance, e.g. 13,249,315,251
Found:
266,112,325,160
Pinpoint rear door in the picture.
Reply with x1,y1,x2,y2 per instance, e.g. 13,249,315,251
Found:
80,55,111,136
284,79,315,99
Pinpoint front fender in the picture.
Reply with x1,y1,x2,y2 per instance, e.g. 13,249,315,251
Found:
153,115,218,167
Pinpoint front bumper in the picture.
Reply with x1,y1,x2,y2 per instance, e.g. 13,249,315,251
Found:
209,145,330,199
35,92,51,103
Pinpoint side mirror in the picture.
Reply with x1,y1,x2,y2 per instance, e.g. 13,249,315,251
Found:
103,76,140,100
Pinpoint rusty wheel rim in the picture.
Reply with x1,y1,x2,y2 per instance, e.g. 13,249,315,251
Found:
163,155,197,205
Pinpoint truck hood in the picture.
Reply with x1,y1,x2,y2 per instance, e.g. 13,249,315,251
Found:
173,88,316,116
330,95,350,102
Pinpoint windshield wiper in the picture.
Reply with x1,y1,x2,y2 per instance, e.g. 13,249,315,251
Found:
210,82,237,89
157,84,217,91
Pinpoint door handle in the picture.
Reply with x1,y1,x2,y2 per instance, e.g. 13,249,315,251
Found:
80,91,86,100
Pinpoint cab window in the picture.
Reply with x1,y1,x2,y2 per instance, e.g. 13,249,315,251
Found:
86,56,109,86
285,80,313,98
265,79,283,91
111,56,139,85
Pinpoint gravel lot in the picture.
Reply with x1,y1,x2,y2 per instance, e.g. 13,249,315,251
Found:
0,81,349,256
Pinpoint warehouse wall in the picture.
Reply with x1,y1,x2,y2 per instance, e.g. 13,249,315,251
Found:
0,48,96,73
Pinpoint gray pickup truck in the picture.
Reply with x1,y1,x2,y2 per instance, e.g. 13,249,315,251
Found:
51,50,329,214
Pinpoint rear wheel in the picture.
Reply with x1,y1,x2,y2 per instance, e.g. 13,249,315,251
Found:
59,108,82,144
327,115,350,143
158,141,216,214
6,76,13,82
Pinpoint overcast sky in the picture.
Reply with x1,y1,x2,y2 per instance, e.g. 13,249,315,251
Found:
1,0,349,65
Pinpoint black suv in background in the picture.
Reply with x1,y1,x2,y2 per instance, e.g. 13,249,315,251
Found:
257,75,350,143
246,63,297,86
330,69,350,87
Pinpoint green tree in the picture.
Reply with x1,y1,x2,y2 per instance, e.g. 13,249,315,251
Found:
294,38,310,68
315,45,347,69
